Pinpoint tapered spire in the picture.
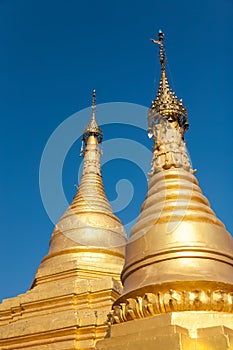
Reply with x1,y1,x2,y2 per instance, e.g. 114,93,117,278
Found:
148,31,193,175
82,90,103,151
32,91,126,287
149,31,188,137
109,32,233,324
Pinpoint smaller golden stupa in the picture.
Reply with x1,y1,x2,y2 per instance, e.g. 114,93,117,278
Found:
96,31,233,350
0,91,126,350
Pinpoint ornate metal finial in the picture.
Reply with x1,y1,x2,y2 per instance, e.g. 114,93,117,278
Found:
151,29,165,70
149,31,189,136
81,90,103,155
92,89,96,116
148,31,193,175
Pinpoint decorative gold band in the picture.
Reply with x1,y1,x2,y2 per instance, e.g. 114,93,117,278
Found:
109,289,233,324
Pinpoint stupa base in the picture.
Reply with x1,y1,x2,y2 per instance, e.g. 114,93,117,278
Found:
96,311,233,350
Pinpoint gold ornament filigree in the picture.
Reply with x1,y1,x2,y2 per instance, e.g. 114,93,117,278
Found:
149,116,192,175
108,289,233,324
149,31,188,135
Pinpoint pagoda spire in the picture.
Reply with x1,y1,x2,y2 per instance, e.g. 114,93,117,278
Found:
149,30,188,136
109,32,233,326
81,89,103,155
148,31,192,174
0,92,127,349
32,91,126,287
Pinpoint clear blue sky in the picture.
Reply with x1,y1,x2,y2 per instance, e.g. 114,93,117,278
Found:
0,0,232,301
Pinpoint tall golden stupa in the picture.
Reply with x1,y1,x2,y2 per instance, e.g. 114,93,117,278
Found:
96,31,233,349
1,31,233,350
0,91,126,349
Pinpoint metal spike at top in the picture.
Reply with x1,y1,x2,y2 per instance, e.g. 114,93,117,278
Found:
151,30,165,70
92,89,96,116
150,30,189,134
82,90,103,147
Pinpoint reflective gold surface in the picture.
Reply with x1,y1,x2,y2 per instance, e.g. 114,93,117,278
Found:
33,100,126,288
96,312,233,349
149,117,193,173
0,93,126,349
119,168,233,302
0,277,123,349
110,287,233,324
113,31,233,313
101,31,233,350
1,30,233,350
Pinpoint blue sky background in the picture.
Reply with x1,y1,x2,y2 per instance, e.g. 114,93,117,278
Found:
0,0,232,301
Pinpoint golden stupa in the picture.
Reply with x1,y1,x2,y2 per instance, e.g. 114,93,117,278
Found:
96,31,233,350
0,91,126,350
1,32,233,350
